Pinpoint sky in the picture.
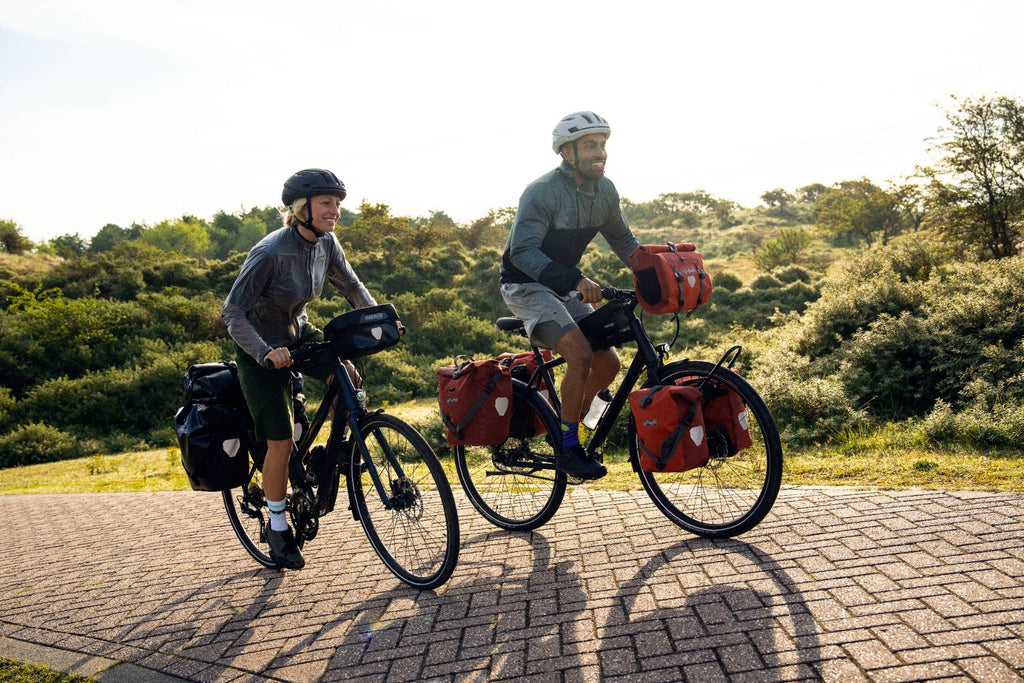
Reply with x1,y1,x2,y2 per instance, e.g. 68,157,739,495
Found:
1,0,1022,243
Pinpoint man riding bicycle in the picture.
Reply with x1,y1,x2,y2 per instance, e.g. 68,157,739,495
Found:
500,111,641,481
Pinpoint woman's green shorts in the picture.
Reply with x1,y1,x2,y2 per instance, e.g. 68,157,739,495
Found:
235,325,335,442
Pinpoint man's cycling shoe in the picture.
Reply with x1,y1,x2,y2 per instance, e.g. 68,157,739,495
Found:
266,526,306,570
555,444,607,480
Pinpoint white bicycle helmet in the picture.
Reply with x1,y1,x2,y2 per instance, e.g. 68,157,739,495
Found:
552,111,611,153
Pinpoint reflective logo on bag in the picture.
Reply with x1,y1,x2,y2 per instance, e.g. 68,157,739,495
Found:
690,426,705,446
223,438,241,458
494,397,510,416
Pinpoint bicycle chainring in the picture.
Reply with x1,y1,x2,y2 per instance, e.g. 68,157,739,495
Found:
290,490,319,544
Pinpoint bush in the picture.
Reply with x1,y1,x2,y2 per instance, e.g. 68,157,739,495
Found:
712,271,742,292
752,348,866,446
0,387,13,431
9,341,228,452
0,422,94,467
773,265,812,284
920,398,1024,449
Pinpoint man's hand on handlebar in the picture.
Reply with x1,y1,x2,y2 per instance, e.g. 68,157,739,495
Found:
575,276,603,305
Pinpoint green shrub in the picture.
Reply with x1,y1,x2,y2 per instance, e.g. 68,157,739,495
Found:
750,274,782,290
773,265,812,284
0,387,13,431
0,422,93,467
753,348,866,446
921,399,1024,448
10,341,228,452
712,271,742,292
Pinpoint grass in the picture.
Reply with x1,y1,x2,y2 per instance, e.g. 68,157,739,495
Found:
1,398,1021,496
0,658,92,682
2,442,1021,497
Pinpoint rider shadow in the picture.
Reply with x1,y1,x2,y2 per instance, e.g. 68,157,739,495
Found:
104,567,289,676
264,526,587,681
602,536,822,679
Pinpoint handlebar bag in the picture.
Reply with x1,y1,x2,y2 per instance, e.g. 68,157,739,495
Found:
499,350,554,438
324,304,402,358
174,361,251,491
437,357,513,445
627,243,713,315
629,383,709,472
576,300,633,350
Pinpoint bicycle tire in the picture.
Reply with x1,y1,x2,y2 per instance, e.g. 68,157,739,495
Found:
349,412,460,589
222,443,276,568
632,360,782,538
453,380,567,531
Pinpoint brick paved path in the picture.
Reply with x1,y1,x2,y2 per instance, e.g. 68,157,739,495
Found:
0,487,1021,682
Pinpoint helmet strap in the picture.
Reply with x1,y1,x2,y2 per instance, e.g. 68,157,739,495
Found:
296,195,327,238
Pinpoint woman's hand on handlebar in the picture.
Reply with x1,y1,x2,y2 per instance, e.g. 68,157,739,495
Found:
263,347,294,369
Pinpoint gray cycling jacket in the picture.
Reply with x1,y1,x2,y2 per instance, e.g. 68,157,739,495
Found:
500,160,640,295
222,226,377,363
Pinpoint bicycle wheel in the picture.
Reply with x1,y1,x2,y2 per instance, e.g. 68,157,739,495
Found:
632,360,782,538
453,381,567,531
349,413,460,589
222,442,275,568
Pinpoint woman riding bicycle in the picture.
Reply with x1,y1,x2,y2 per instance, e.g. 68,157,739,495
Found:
500,111,640,481
222,168,388,570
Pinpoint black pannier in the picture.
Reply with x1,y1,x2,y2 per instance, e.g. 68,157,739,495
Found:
174,361,251,492
324,303,402,358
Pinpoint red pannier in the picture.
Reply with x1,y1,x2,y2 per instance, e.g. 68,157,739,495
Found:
629,384,709,472
688,377,753,456
627,242,713,315
437,357,512,445
498,350,555,438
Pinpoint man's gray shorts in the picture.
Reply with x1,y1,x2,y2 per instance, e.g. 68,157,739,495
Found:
500,281,594,350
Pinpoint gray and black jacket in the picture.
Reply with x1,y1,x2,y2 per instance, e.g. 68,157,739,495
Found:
500,160,640,296
222,226,376,363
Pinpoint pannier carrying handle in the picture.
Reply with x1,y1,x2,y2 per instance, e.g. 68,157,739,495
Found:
666,242,709,313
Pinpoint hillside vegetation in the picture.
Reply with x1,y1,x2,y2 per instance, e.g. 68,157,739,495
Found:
1,93,1022,475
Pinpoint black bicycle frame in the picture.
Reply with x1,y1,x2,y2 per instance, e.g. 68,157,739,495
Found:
287,353,402,509
528,302,670,457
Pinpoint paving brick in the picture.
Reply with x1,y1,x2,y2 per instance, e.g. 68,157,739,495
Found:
0,488,1022,682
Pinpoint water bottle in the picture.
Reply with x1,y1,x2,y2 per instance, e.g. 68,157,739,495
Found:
582,389,613,430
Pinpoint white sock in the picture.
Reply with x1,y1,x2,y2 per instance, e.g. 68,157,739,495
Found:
268,498,289,532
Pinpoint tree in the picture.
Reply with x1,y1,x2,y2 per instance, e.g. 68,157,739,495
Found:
815,179,916,246
796,183,828,204
921,94,1024,258
0,219,32,254
138,216,212,257
89,223,129,252
755,228,813,270
761,188,795,209
48,233,88,259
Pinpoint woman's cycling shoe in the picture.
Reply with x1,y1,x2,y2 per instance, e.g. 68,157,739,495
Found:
555,444,607,480
266,526,306,570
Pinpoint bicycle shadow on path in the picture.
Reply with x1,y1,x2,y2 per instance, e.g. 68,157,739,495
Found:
596,536,822,680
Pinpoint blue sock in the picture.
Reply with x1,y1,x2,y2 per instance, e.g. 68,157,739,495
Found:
561,421,580,450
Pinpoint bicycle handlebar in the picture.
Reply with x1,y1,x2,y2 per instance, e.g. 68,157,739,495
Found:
262,341,329,369
571,287,636,303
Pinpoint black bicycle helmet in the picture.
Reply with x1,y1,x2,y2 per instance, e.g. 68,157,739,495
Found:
281,168,347,206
